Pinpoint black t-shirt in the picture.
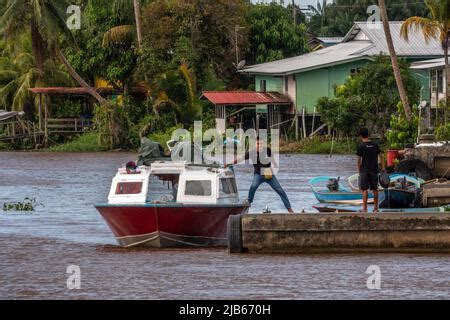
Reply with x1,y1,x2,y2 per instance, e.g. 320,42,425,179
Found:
244,148,272,175
357,141,381,174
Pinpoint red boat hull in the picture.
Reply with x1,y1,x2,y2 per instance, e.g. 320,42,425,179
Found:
95,204,249,248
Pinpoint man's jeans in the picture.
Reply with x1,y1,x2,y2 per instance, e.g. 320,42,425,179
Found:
248,174,292,210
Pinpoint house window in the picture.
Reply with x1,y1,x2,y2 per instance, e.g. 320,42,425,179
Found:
284,76,289,92
185,180,212,196
260,80,267,92
116,182,143,195
437,69,444,94
350,68,362,76
431,69,444,94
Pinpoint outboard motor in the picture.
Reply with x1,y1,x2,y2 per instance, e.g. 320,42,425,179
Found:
327,177,340,192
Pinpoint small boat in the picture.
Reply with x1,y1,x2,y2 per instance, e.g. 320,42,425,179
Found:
309,176,373,204
378,188,418,209
95,161,249,248
347,173,424,191
313,205,447,214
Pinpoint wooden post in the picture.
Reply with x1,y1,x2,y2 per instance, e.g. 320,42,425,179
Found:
311,107,316,136
295,114,299,140
38,94,42,131
302,107,307,139
44,98,48,145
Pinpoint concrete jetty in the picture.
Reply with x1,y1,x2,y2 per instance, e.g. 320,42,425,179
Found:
227,213,450,254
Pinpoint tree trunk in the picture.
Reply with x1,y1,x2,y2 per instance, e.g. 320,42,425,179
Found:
444,34,449,120
30,15,48,71
57,50,106,104
133,0,143,50
378,0,413,122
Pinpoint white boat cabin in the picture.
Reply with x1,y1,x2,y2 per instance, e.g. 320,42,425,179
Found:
108,161,240,205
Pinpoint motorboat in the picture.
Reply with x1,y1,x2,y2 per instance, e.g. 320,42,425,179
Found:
95,161,249,248
309,176,374,204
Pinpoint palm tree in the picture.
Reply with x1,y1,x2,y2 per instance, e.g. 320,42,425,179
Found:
0,0,105,104
0,35,71,112
400,0,449,106
378,0,413,121
153,61,203,129
133,0,143,50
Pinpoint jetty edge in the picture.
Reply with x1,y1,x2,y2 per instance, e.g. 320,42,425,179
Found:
227,213,450,254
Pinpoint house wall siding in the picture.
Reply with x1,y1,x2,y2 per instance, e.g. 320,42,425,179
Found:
295,60,370,114
255,75,283,92
252,59,434,114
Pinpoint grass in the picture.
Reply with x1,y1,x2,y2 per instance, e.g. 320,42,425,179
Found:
0,141,9,150
280,136,357,155
48,132,108,152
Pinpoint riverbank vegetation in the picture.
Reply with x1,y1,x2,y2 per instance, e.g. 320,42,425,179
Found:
0,0,448,154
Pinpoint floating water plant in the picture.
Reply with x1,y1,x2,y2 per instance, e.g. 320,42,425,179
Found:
2,197,42,212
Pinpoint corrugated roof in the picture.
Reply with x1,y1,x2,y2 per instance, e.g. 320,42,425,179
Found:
410,58,445,70
201,91,292,105
241,41,373,75
242,22,443,75
347,22,444,56
317,37,343,44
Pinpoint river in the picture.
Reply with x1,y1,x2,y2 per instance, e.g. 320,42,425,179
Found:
0,152,449,299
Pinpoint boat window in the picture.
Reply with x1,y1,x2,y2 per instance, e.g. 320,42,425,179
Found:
146,174,179,203
116,182,143,195
220,178,238,195
185,180,212,196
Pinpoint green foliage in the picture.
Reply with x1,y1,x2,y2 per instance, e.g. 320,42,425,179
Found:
51,100,83,118
387,102,419,149
308,0,427,36
64,0,138,88
3,197,41,212
153,61,204,129
248,3,309,64
139,0,248,89
94,102,130,149
317,96,366,136
48,132,108,152
435,123,450,141
0,34,71,112
318,55,420,137
148,126,182,153
127,112,179,149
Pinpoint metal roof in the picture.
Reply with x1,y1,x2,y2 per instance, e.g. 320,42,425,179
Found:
242,22,444,76
241,41,373,75
410,58,445,70
317,37,344,44
201,91,292,106
346,22,444,56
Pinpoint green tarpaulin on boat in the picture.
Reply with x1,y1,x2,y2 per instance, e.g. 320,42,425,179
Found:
137,138,169,166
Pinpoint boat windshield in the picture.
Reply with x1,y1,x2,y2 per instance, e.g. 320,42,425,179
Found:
146,174,179,203
219,178,237,195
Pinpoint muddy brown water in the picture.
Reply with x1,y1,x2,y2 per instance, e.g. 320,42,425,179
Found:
0,152,449,299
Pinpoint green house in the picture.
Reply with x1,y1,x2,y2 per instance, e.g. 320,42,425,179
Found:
241,22,444,116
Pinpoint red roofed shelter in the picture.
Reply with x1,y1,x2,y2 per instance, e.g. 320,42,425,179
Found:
201,91,293,132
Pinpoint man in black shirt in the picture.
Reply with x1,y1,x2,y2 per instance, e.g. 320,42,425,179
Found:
356,128,385,212
232,138,294,214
